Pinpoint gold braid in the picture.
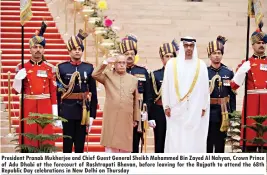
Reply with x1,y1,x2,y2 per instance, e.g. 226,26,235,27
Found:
56,66,82,99
151,72,162,103
209,73,222,94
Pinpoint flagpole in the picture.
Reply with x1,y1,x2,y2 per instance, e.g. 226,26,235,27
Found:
20,24,25,150
20,0,33,152
242,15,250,152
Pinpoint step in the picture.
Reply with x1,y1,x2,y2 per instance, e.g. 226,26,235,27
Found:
0,103,7,111
0,144,105,153
1,95,20,102
0,104,15,115
0,100,20,108
1,74,15,80
1,21,56,28
12,118,103,126
1,32,61,39
56,144,105,152
1,127,16,136
1,26,57,33
1,1,47,7
1,11,51,16
0,6,49,12
1,49,69,55
9,110,103,119
1,43,67,49
1,88,19,96
1,136,18,145
16,126,103,135
0,112,9,121
55,135,101,143
1,15,54,22
0,145,16,153
1,38,63,44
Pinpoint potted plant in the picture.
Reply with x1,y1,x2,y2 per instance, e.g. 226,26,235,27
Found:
226,111,242,153
11,112,70,153
243,115,267,153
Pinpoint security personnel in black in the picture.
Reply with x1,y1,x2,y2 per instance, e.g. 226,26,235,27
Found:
56,29,98,153
148,41,178,153
119,34,151,153
207,36,236,153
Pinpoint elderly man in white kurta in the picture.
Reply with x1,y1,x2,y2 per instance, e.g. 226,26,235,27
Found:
162,36,210,153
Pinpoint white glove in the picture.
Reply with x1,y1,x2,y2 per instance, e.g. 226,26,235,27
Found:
141,112,148,121
88,126,92,133
89,117,94,126
54,120,63,129
87,118,94,133
148,120,156,128
52,104,58,117
12,79,22,93
233,61,251,87
15,68,27,80
238,61,251,74
12,68,27,93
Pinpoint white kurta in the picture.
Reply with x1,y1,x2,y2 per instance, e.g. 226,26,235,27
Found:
162,57,210,153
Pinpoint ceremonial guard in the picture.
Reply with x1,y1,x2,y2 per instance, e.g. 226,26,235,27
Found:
12,21,59,150
56,29,98,153
231,24,267,152
148,41,178,153
119,34,151,153
207,36,236,153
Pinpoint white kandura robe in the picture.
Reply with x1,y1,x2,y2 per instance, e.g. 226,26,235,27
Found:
162,57,210,153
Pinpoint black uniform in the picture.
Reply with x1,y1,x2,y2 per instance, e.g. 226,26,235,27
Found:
126,65,150,153
207,64,236,153
149,67,166,153
56,60,98,153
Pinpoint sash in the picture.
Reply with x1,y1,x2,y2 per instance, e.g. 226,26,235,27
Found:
173,58,200,102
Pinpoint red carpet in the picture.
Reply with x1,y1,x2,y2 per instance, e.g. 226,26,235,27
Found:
0,0,104,152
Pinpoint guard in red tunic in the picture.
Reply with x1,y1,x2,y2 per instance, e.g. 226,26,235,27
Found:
12,22,60,151
231,24,267,152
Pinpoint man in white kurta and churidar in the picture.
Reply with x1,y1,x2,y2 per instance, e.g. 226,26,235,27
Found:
162,36,210,153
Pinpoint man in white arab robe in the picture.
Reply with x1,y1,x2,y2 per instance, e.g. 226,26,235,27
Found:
162,36,210,153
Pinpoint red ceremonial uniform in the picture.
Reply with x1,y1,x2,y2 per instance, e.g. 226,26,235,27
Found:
15,59,57,147
231,55,267,147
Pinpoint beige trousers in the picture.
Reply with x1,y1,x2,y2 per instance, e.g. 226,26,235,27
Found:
105,147,130,153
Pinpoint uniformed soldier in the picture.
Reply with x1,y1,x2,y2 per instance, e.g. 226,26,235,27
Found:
148,41,178,153
12,21,60,151
231,24,267,151
207,36,236,153
119,34,151,153
56,29,98,153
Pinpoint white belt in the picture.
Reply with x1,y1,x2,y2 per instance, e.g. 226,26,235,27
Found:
24,94,50,99
247,89,267,94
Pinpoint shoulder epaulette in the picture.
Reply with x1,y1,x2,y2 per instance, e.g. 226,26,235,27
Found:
44,61,56,73
56,61,68,67
222,65,233,72
82,61,93,65
153,68,162,73
135,64,148,69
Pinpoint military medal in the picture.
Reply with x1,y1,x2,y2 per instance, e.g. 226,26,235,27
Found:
37,70,47,77
223,80,230,86
260,64,267,71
